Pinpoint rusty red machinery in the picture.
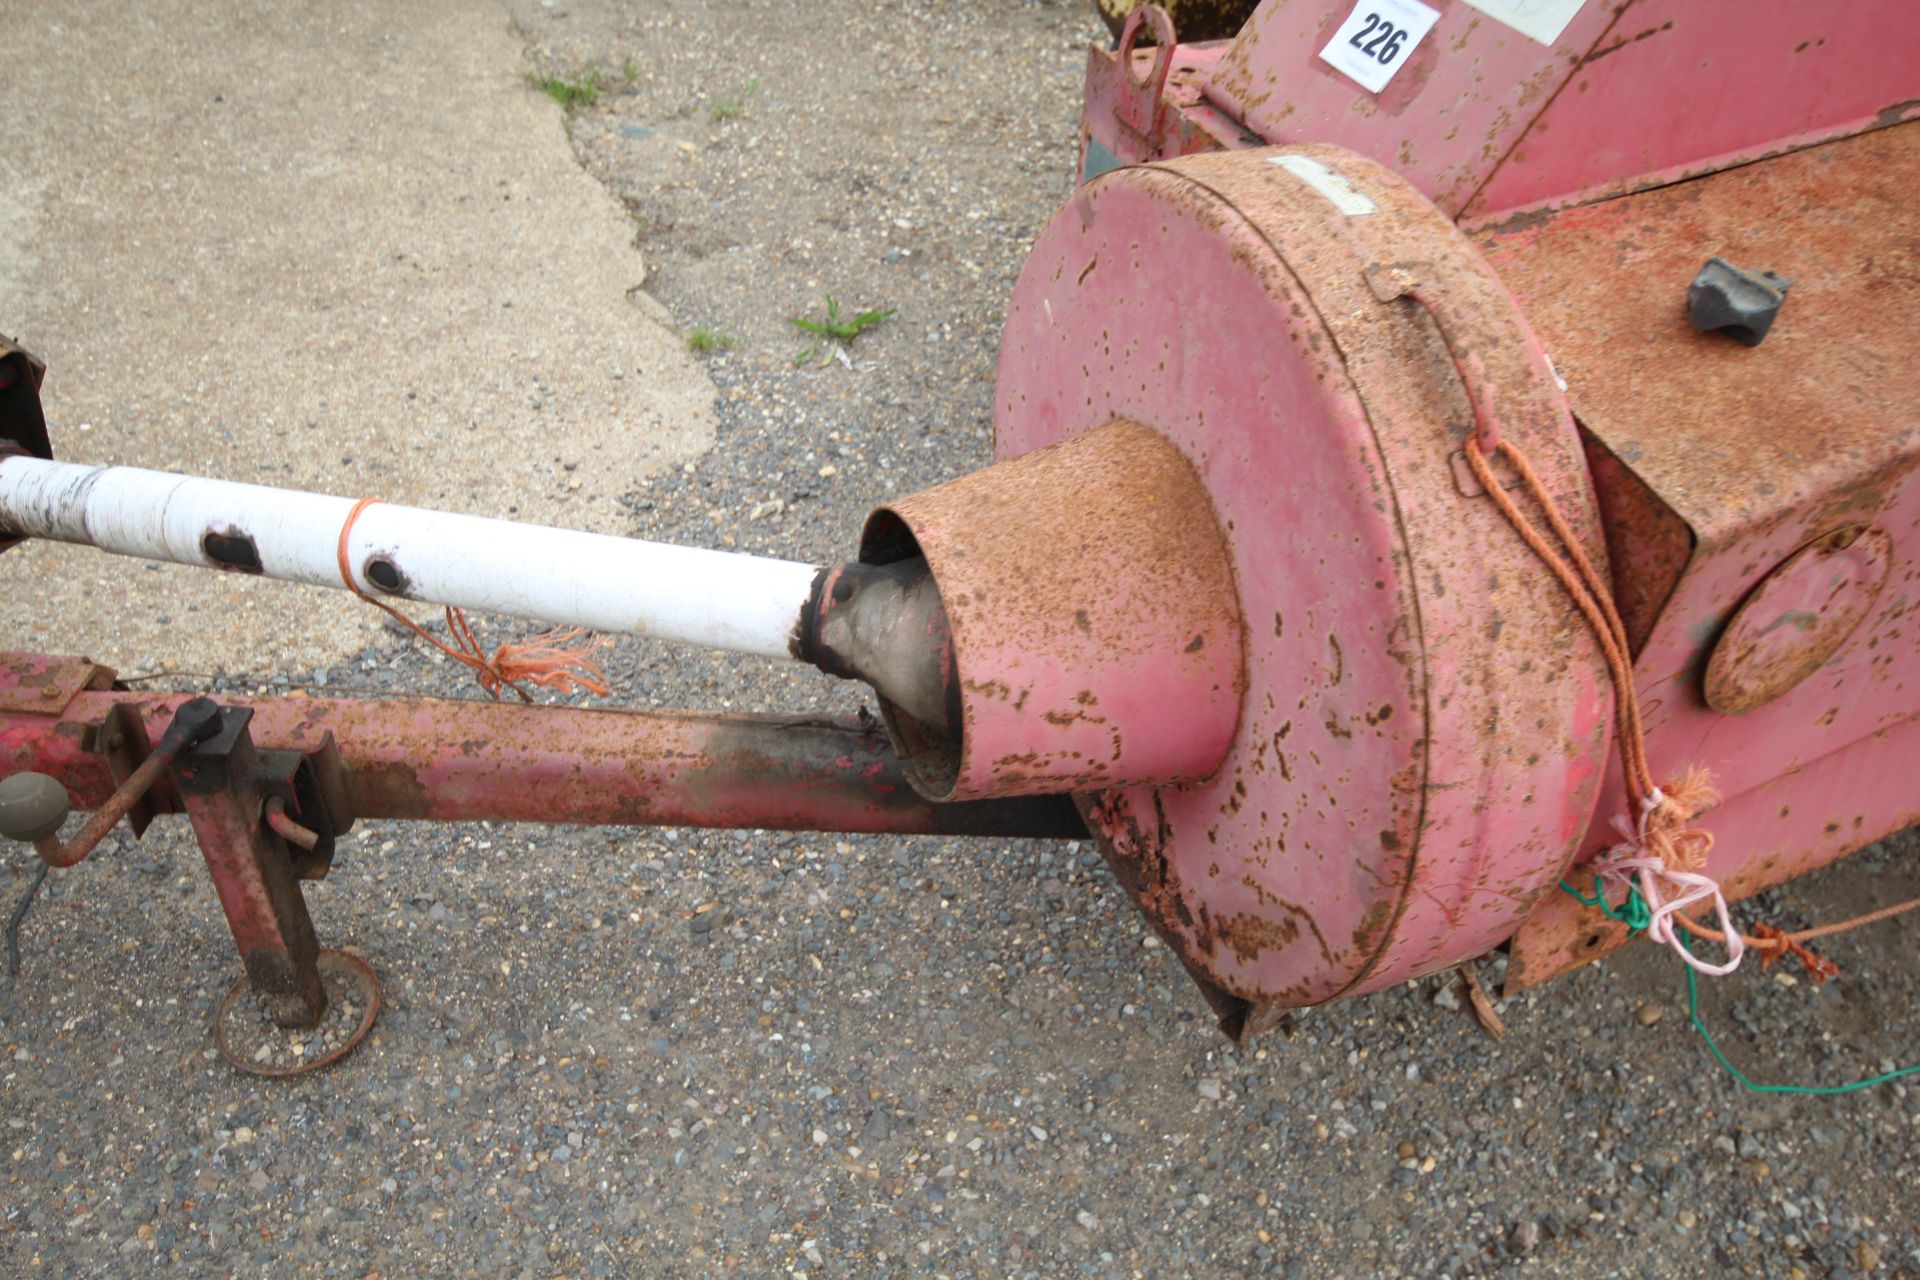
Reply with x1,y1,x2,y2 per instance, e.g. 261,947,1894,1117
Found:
1,1,1917,1073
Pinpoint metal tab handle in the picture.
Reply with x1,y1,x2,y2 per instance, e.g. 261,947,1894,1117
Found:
1365,259,1566,457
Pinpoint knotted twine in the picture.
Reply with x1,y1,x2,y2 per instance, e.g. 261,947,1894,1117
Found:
335,497,611,703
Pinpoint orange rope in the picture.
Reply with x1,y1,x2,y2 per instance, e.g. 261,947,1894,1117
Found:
1781,894,1920,943
1673,896,1920,981
1463,440,1675,828
334,497,611,703
1464,437,1909,972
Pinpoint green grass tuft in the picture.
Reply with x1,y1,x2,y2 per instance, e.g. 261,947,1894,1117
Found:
524,68,602,112
709,79,760,122
791,294,894,366
686,327,736,354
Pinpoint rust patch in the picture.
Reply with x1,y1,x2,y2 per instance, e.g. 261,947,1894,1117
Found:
1215,910,1297,966
1349,895,1397,958
1577,427,1692,654
1876,97,1920,127
965,678,1014,702
1076,790,1218,969
0,654,106,716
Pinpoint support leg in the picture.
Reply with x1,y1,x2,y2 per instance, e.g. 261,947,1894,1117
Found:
173,705,327,1028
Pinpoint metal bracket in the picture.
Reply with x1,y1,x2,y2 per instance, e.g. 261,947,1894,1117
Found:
0,340,50,461
96,703,169,838
1114,5,1177,145
258,734,352,880
0,340,50,558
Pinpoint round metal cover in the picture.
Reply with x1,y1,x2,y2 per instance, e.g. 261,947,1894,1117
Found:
994,145,1613,1007
1704,525,1892,714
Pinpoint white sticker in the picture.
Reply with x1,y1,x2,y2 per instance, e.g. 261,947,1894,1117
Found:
1268,155,1378,217
1318,0,1441,95
1456,0,1586,47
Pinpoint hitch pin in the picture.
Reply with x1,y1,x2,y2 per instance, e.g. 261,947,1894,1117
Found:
262,795,321,853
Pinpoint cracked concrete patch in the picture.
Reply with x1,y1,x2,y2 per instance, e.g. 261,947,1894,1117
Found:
0,0,715,677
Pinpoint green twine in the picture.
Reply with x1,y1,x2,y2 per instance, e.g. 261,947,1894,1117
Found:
1677,932,1920,1096
1559,876,1651,932
1559,876,1919,1096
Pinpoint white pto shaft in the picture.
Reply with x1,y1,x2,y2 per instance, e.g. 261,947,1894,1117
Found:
0,456,821,661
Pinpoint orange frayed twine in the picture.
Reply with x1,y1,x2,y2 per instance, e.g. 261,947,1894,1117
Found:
1751,923,1842,984
335,497,612,703
1462,436,1767,975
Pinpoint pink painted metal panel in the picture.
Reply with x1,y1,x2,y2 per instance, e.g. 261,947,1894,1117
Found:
1184,1,1920,223
1466,0,1920,220
995,145,1611,1007
1476,125,1920,543
1514,712,1920,986
1200,0,1621,216
1621,482,1919,848
1608,497,1906,776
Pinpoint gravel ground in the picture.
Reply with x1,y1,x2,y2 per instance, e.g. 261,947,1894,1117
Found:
4,2,1919,1278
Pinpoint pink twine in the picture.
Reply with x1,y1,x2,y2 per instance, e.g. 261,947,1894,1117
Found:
1593,789,1747,978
